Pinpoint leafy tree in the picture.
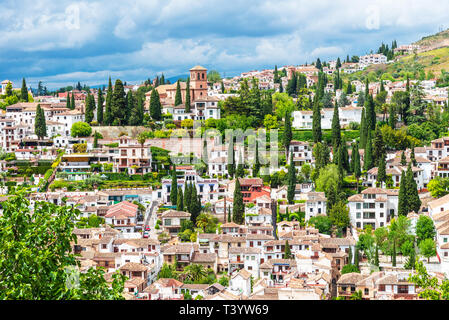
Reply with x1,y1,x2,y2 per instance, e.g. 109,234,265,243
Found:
388,104,397,129
232,178,245,225
341,264,359,275
71,122,92,138
308,215,332,235
0,192,126,300
5,81,12,97
419,238,436,263
409,260,449,300
329,201,350,233
428,177,449,198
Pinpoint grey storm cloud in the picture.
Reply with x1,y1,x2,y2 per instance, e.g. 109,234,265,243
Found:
0,0,448,88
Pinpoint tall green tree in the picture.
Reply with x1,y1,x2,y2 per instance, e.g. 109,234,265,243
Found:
21,78,28,102
253,140,261,177
312,96,322,143
97,88,104,125
378,154,387,188
70,91,76,110
283,110,292,157
185,78,191,112
287,154,296,205
372,125,385,166
227,139,235,178
149,88,162,121
398,170,408,216
177,187,184,211
85,93,95,124
236,151,244,178
175,80,182,106
232,178,245,225
170,166,178,205
406,162,422,213
284,240,293,259
331,102,341,151
359,108,367,150
66,93,71,110
364,130,374,171
104,77,113,125
111,79,126,125
34,104,47,140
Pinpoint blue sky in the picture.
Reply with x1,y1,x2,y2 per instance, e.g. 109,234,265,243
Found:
1,0,449,89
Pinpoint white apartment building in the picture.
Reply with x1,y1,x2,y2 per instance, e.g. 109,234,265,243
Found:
347,188,399,230
359,54,387,66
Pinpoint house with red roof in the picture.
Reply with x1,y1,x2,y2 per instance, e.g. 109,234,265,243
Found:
104,201,139,233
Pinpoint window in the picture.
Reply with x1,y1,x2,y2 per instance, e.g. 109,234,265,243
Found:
356,212,361,219
364,288,369,295
165,219,171,226
356,203,361,209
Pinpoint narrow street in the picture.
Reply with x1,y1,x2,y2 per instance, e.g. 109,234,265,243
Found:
143,200,159,240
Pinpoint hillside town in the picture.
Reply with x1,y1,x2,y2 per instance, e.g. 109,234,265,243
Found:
3,33,449,301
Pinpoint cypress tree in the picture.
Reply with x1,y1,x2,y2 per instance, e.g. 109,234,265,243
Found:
406,162,421,213
175,80,182,106
388,104,396,129
104,77,113,125
124,90,134,125
401,151,407,166
21,78,28,102
331,102,341,151
374,243,379,267
283,110,292,157
353,143,361,191
97,88,104,125
170,166,178,205
354,245,359,269
129,95,144,126
232,178,245,225
284,240,292,259
85,93,95,124
346,80,353,95
236,150,244,178
359,108,367,150
253,141,260,177
184,183,192,213
364,130,374,171
365,94,376,131
190,184,201,224
111,79,126,125
93,134,98,149
392,241,397,267
348,246,353,264
287,154,296,205
364,78,369,99
202,139,209,167
312,96,322,143
177,187,184,211
279,81,283,93
372,125,385,166
185,78,191,112
378,154,387,188
227,138,235,178
316,58,322,70
411,147,417,166
227,206,232,223
149,88,162,121
35,104,47,140
71,91,76,110
221,80,225,94
66,93,71,110
398,170,408,216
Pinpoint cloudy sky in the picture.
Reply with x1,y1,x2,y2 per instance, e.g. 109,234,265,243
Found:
1,0,448,89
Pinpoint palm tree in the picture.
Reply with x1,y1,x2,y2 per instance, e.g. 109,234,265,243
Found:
196,213,211,232
184,264,207,283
